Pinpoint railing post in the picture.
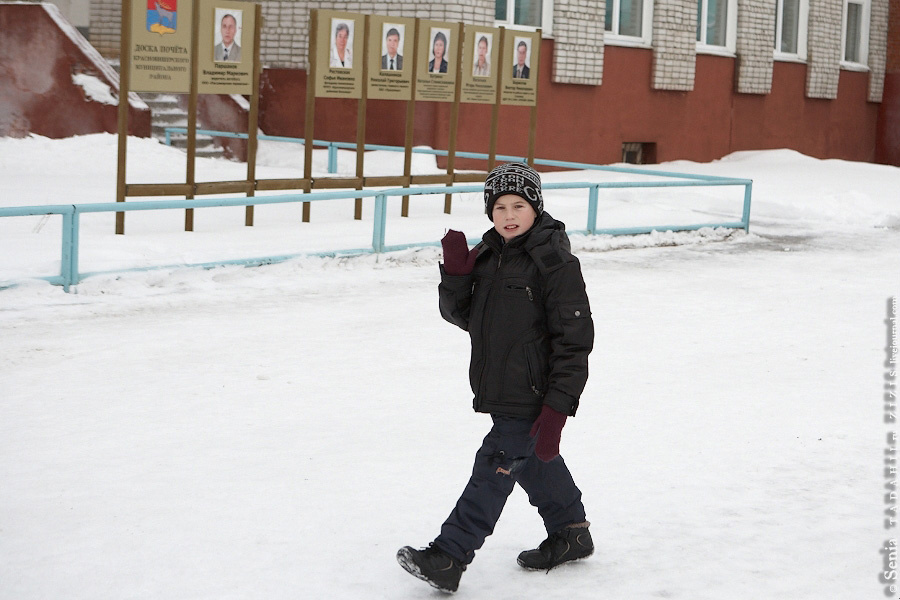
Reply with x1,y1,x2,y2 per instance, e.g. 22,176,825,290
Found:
165,128,172,146
741,181,753,233
60,210,80,292
328,143,338,174
372,193,387,253
587,184,599,235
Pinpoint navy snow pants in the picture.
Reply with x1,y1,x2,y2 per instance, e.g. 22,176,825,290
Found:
433,415,587,565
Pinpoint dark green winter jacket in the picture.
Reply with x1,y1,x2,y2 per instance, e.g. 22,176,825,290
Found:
438,212,594,420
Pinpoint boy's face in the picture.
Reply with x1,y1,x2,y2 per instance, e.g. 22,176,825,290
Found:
492,194,537,242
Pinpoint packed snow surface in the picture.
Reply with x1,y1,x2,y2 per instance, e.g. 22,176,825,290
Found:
1,134,899,599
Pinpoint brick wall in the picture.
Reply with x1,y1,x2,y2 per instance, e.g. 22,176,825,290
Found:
261,1,494,69
88,0,495,65
550,1,606,85
89,0,121,57
805,0,842,98
734,0,775,94
867,0,889,101
87,0,893,102
651,0,697,90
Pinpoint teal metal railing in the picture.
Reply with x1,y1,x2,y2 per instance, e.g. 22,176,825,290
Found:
164,127,747,186
0,179,751,292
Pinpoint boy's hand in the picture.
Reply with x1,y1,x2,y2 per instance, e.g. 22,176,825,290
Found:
441,229,479,276
530,405,568,462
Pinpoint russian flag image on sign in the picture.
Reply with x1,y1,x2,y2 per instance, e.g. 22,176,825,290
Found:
147,0,177,35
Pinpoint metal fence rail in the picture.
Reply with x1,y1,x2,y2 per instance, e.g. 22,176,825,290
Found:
164,127,751,185
0,179,752,292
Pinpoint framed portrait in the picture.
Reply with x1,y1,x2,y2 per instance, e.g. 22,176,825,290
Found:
330,17,355,69
471,32,492,77
427,27,451,74
512,36,531,79
381,23,405,72
213,7,242,63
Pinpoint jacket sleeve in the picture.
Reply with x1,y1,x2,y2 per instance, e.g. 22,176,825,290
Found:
438,263,474,331
541,257,594,416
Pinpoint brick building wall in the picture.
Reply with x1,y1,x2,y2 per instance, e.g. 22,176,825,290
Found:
868,0,890,101
89,0,121,56
805,0,842,98
651,0,697,90
735,0,776,94
550,1,606,84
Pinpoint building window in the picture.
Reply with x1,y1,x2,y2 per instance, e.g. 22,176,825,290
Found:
696,0,737,54
841,0,869,66
622,142,656,164
605,0,654,45
774,0,808,60
495,0,553,34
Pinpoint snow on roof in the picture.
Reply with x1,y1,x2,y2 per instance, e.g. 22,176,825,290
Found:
33,2,149,110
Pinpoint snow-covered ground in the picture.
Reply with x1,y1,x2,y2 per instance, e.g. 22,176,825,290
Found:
1,134,899,599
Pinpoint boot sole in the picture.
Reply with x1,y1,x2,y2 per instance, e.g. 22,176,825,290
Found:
517,547,594,571
396,547,457,594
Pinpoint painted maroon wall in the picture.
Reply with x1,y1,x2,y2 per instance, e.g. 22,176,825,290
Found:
875,0,900,166
259,68,437,146
0,4,150,138
257,37,883,168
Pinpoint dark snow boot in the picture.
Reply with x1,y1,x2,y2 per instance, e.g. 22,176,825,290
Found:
397,544,465,593
517,523,594,571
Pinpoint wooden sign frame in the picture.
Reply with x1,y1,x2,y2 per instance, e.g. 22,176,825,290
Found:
116,8,541,233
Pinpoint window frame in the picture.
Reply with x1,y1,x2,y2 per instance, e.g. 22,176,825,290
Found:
696,0,738,56
840,0,870,70
773,0,809,62
604,0,654,48
495,0,555,36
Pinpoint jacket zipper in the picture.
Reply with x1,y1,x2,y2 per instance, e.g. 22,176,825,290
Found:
525,346,543,396
476,245,507,406
507,284,534,301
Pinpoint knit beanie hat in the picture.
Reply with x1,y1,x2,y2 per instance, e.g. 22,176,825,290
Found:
483,162,544,221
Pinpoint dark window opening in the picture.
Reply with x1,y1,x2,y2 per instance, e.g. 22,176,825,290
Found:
622,142,657,164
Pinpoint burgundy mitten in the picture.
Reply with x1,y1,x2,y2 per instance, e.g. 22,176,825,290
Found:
530,405,568,462
441,229,479,276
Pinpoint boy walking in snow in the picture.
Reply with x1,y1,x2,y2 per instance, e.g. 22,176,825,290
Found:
397,162,595,593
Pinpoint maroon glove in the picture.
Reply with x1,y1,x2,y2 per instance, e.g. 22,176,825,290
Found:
530,405,568,462
441,229,479,276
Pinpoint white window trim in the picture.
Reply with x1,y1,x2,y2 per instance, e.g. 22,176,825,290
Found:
773,0,809,61
494,1,555,37
696,0,738,56
604,0,654,48
839,0,870,69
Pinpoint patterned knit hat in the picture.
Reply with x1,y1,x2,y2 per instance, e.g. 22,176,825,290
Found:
483,162,544,221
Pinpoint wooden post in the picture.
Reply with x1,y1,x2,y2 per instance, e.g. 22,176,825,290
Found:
443,23,465,214
354,16,369,221
115,0,132,235
401,19,420,218
185,0,200,232
245,4,263,226
488,27,505,172
303,10,318,223
527,29,541,166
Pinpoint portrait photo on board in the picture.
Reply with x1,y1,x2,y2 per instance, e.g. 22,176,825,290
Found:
428,27,450,74
472,33,492,77
381,23,405,71
512,36,531,79
330,18,354,69
214,8,242,62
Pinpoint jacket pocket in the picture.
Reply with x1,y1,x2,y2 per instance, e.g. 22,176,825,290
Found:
501,277,539,302
524,341,547,397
